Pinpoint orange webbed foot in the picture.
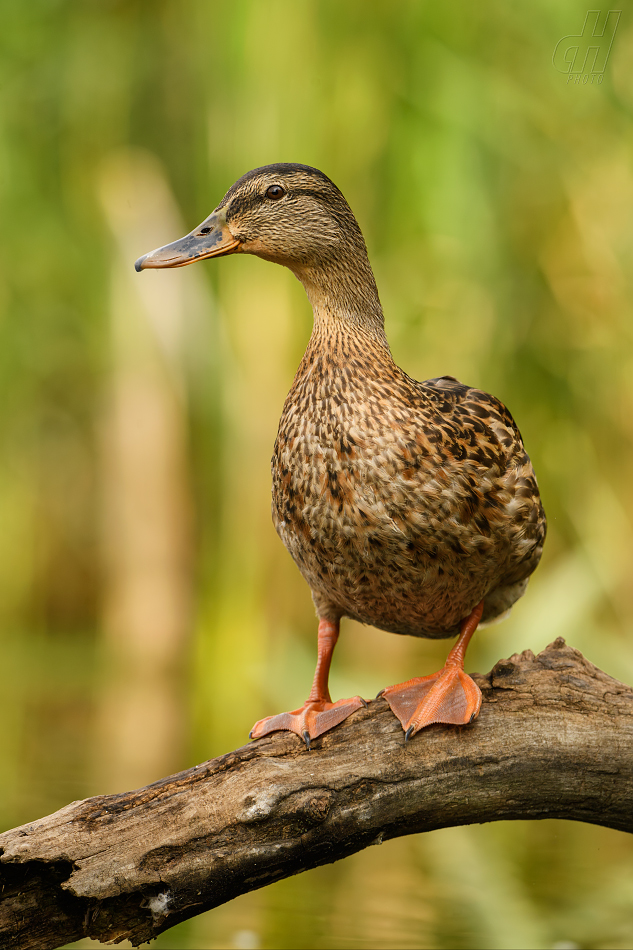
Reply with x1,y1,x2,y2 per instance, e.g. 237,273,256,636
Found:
379,599,484,741
379,666,482,740
250,696,367,749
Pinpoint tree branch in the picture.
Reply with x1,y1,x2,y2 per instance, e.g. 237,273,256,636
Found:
2,638,633,950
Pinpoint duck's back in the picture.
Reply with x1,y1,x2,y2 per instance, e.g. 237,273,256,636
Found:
272,329,546,639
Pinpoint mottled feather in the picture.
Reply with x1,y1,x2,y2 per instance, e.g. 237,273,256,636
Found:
273,320,545,639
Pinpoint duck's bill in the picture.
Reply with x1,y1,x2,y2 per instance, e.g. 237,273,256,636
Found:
134,210,239,272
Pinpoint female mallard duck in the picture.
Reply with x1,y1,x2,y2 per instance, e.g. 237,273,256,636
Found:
136,163,546,747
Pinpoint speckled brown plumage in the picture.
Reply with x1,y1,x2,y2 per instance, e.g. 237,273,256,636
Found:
136,162,546,746
273,325,544,639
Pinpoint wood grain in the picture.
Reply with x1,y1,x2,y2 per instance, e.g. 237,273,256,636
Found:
1,638,632,949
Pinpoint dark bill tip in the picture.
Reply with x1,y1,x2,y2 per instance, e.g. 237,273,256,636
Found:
134,255,147,273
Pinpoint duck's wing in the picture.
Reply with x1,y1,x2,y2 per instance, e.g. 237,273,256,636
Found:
416,374,546,590
421,374,529,471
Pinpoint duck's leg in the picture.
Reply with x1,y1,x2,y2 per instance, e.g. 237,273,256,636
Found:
380,600,484,741
250,618,366,749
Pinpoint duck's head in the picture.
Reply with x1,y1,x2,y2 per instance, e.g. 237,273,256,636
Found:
136,163,385,335
135,163,368,274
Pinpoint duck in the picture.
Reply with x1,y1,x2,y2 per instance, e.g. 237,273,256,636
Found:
135,163,546,748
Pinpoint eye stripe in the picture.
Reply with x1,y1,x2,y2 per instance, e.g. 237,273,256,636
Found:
226,192,264,219
223,184,360,240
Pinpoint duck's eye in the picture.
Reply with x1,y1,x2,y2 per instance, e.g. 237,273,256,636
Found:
265,184,285,200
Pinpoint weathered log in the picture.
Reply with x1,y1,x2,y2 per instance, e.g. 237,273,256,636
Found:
1,638,633,950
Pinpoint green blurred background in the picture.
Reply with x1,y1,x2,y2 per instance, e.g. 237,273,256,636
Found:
1,1,633,947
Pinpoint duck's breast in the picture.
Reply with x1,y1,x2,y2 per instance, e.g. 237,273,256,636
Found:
271,362,545,637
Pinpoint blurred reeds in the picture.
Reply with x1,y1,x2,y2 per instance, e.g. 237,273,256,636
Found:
1,2,632,948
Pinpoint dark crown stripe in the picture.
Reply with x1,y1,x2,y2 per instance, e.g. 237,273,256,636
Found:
218,163,345,209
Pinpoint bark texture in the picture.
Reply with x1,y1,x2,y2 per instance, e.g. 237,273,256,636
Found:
1,638,633,950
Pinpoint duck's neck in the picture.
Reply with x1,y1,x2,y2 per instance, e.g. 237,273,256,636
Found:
292,254,392,357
